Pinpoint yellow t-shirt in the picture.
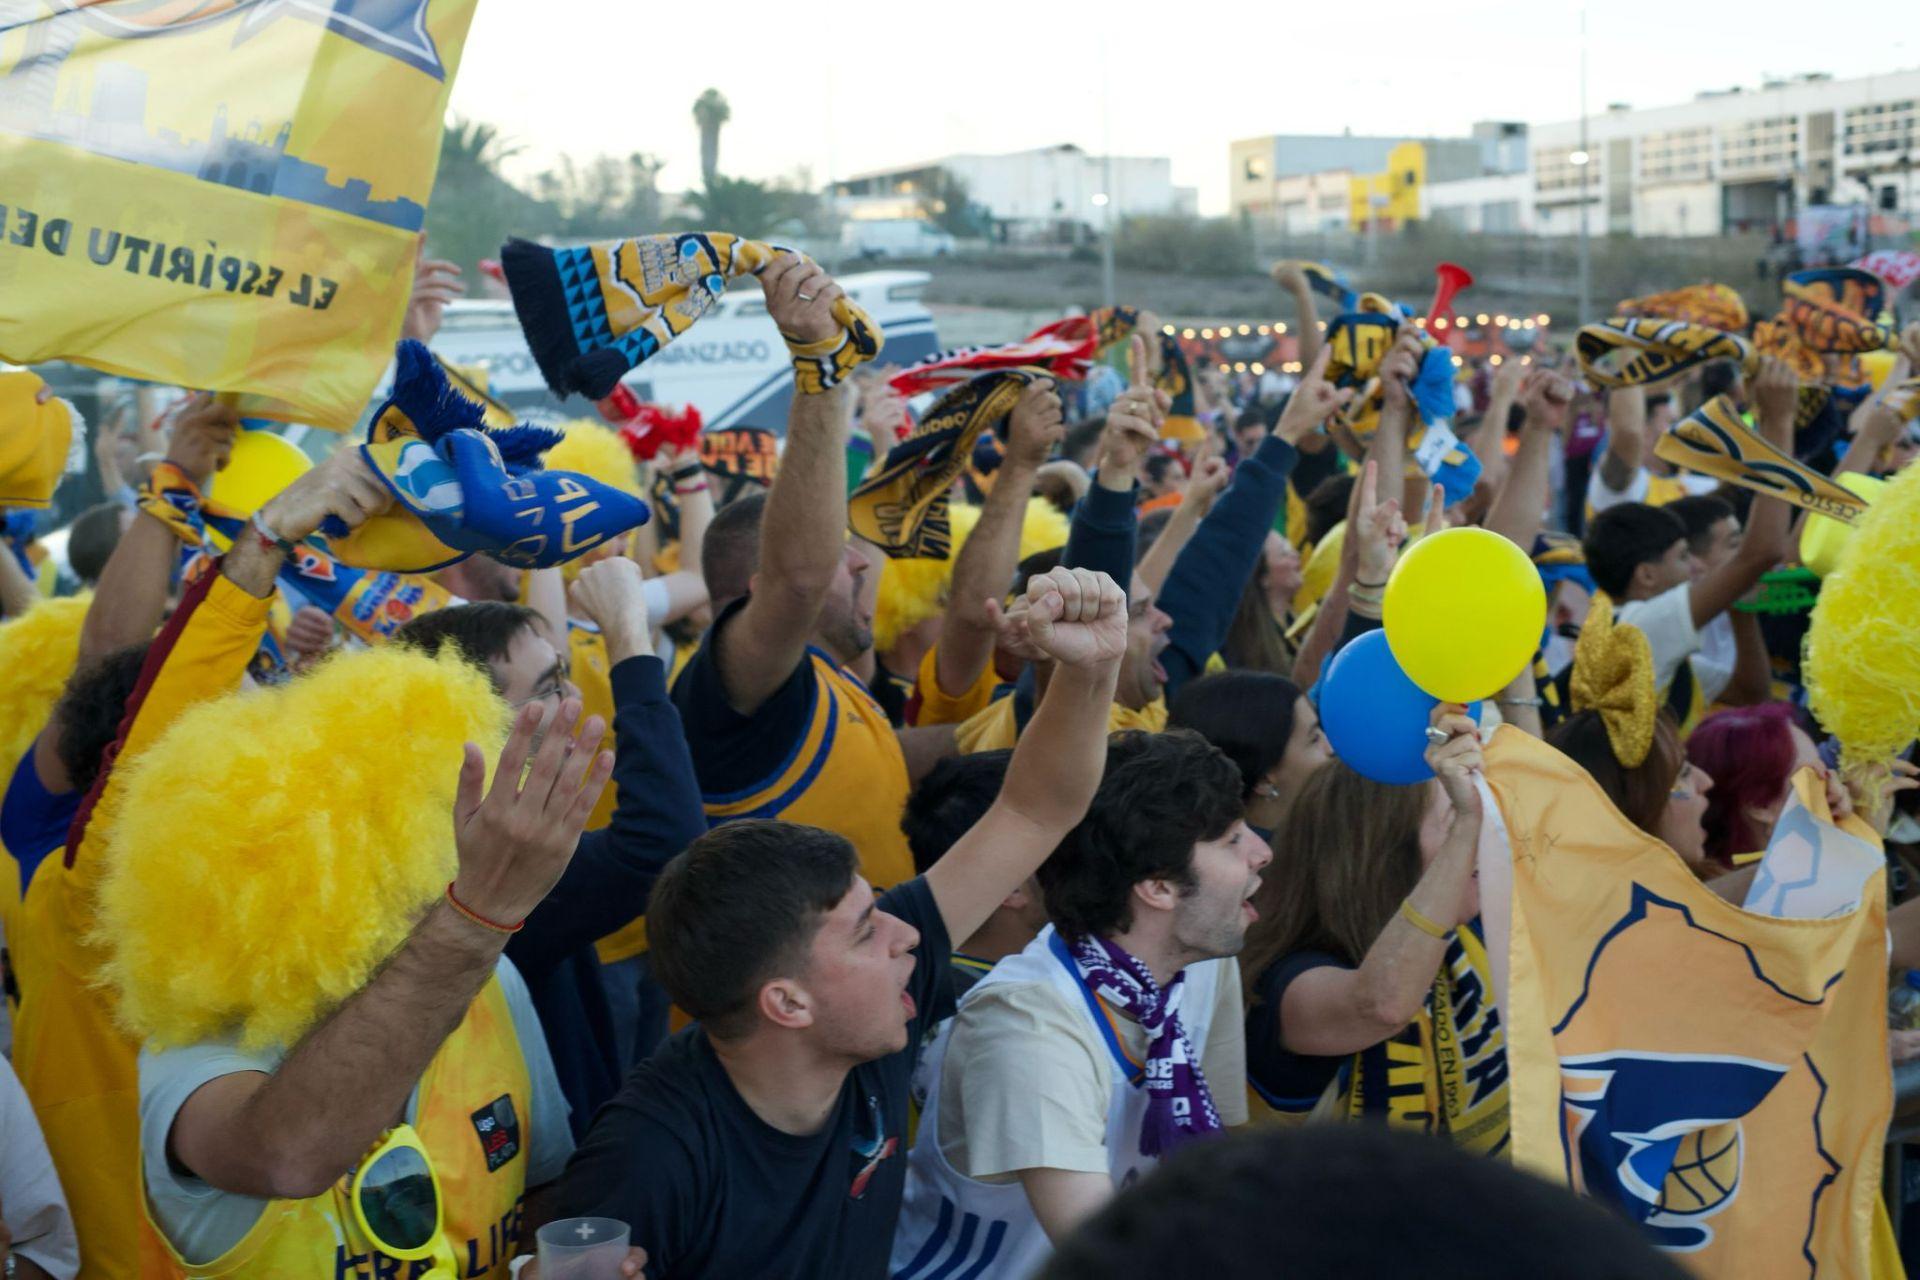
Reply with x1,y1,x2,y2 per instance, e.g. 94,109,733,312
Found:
908,642,1000,728
954,694,1168,754
12,572,269,1280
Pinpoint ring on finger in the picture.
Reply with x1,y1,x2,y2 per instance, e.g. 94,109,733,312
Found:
1424,726,1451,746
796,291,815,302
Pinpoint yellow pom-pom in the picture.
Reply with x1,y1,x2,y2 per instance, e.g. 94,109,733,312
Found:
546,419,642,498
1806,462,1920,767
870,499,1069,655
0,595,88,785
94,647,508,1050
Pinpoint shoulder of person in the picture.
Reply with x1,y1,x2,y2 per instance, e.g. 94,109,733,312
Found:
949,975,1101,1063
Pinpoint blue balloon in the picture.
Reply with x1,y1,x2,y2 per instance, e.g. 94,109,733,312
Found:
1319,629,1481,785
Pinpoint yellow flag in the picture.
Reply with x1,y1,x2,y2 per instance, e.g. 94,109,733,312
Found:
0,0,478,429
1479,727,1889,1277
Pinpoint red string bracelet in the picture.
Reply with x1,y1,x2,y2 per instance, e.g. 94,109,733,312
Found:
445,882,524,934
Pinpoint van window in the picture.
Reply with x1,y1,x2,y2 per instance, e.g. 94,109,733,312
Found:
887,283,925,303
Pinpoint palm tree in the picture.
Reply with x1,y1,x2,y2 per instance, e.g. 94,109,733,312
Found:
693,89,730,186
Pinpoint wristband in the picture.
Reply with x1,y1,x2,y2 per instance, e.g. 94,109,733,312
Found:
673,482,710,496
1497,696,1543,708
669,464,704,483
250,509,299,560
1399,899,1451,940
1354,577,1389,590
445,881,524,934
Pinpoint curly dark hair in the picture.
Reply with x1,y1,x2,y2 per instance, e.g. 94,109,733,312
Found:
53,644,151,795
1040,730,1244,939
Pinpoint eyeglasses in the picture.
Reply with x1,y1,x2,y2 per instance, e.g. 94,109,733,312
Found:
348,1124,459,1279
1670,764,1700,802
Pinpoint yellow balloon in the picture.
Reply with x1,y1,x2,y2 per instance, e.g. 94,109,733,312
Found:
1798,472,1884,578
1293,521,1346,615
207,430,311,516
1383,527,1546,702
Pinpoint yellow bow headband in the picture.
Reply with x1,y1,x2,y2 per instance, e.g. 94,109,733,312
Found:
1569,596,1657,769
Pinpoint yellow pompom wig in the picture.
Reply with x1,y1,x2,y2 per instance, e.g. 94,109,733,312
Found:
545,419,644,498
0,595,89,785
1805,461,1920,767
871,498,1070,654
93,646,508,1050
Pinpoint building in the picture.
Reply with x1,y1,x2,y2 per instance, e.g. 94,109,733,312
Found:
1422,172,1536,234
829,144,1196,243
1229,125,1526,226
1527,68,1920,239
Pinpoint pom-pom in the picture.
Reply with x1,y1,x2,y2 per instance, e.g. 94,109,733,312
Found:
545,419,644,498
871,499,1069,654
1806,462,1920,766
0,595,88,785
94,647,507,1050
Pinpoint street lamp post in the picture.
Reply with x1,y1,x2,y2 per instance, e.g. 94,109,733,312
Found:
1574,7,1592,327
1093,188,1115,309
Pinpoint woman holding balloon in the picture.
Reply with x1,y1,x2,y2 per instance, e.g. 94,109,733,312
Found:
1238,708,1504,1152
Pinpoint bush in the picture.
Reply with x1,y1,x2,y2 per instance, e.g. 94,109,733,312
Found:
1116,216,1256,278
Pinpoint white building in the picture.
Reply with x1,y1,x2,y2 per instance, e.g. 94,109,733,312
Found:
1527,68,1920,238
830,144,1196,243
1421,172,1536,234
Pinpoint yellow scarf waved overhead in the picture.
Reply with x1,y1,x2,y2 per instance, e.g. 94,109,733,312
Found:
1479,727,1890,1278
0,1,479,429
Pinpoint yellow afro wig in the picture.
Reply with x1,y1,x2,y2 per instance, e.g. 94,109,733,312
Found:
546,419,643,498
0,595,88,784
94,646,507,1050
1805,462,1920,767
872,499,1070,654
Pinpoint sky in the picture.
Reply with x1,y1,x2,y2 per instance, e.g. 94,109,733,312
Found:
449,0,1917,216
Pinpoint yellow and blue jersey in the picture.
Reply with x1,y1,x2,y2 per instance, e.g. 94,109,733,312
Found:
673,600,915,890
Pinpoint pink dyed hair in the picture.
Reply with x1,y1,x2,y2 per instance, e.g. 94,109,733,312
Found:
1686,702,1800,867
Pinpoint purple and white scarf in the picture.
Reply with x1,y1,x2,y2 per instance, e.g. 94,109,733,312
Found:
1064,933,1222,1156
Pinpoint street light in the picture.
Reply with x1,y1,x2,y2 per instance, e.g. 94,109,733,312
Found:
1569,150,1591,167
1093,190,1115,308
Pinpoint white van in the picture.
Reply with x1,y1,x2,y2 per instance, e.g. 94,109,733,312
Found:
840,219,957,261
419,270,941,434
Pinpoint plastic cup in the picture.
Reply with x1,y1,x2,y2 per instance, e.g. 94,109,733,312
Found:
535,1217,630,1279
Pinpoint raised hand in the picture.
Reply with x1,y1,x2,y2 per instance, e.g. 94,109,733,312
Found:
1352,459,1407,586
759,252,843,346
1006,378,1065,470
257,447,394,542
1424,704,1484,818
1751,356,1798,437
1276,346,1355,444
1520,367,1574,435
449,697,614,931
402,250,466,344
165,392,240,485
1270,260,1310,294
1096,336,1166,483
1378,330,1426,410
283,605,335,665
569,555,654,659
1181,435,1230,515
1005,565,1128,672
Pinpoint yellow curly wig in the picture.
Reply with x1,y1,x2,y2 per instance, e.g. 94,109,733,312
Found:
1806,461,1920,767
93,646,508,1050
547,419,643,498
871,499,1070,654
0,595,88,785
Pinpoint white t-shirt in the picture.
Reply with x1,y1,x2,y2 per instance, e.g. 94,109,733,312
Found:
1613,583,1707,699
0,1054,80,1279
1693,613,1736,705
138,956,573,1266
935,950,1248,1181
1586,464,1719,515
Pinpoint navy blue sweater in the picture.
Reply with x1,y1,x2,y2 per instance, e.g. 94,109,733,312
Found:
505,654,706,1137
1157,434,1300,696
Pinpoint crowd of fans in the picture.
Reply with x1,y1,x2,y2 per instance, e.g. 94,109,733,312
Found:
0,242,1916,1280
